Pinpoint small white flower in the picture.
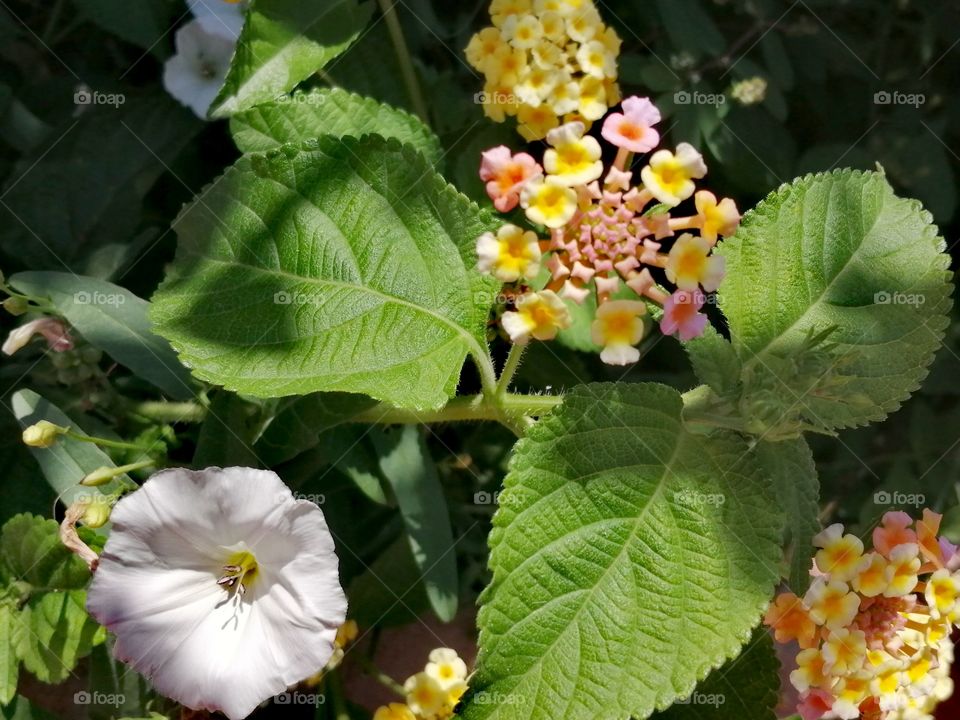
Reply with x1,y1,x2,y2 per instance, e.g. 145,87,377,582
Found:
163,19,236,119
188,0,248,40
2,317,73,355
86,467,347,720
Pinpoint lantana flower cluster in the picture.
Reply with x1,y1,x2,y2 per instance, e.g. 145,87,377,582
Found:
465,0,621,141
765,510,959,720
373,648,469,720
474,96,739,364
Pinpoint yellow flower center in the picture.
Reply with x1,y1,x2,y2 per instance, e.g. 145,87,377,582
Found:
219,550,259,595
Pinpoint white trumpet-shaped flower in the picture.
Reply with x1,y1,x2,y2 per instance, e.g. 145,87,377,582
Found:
163,19,236,119
86,467,347,720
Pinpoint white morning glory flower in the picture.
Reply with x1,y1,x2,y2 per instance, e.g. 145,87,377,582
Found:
86,467,347,720
163,18,236,119
188,0,248,40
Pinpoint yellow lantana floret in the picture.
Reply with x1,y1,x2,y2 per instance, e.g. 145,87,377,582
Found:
425,648,469,690
543,121,603,186
521,176,578,228
476,224,542,282
404,672,446,718
925,568,960,619
641,143,708,206
590,300,647,365
502,290,572,344
814,523,865,582
373,703,416,720
664,233,725,293
805,578,861,630
884,542,922,597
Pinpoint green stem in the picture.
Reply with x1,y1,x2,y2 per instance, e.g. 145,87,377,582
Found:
377,0,430,123
127,400,207,423
360,658,406,697
65,430,150,452
496,343,526,397
351,392,561,427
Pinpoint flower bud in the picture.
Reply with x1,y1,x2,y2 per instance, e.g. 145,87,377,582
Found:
22,420,68,448
81,465,121,487
3,297,28,316
80,497,111,529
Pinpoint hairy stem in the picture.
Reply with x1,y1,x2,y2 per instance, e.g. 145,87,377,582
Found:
126,400,208,423
496,343,526,397
351,392,562,428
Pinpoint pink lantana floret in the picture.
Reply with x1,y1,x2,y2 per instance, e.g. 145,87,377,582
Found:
659,290,708,341
479,145,542,212
601,96,661,153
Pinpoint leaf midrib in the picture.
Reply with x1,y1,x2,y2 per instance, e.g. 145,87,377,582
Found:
173,253,487,361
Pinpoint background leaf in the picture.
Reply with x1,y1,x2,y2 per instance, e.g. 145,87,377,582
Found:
372,425,458,622
650,630,780,720
9,389,134,521
9,272,195,400
151,135,499,410
211,0,373,117
460,383,782,720
230,87,442,166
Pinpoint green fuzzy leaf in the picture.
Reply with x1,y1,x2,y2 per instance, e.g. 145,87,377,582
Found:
0,603,20,706
9,272,195,400
650,630,780,719
461,383,782,720
16,591,104,684
683,324,741,398
718,169,953,435
230,87,442,166
373,426,458,622
151,136,499,410
9,390,135,523
0,515,91,592
210,0,373,117
753,438,820,594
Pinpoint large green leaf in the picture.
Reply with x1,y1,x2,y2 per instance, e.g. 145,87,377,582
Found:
718,169,952,434
9,272,194,400
151,136,499,410
210,0,373,117
9,390,135,521
373,426,458,622
0,95,199,273
230,87,442,166
460,383,782,720
650,630,779,720
255,392,377,466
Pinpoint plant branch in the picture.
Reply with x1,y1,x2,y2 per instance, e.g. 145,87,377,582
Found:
377,0,430,123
